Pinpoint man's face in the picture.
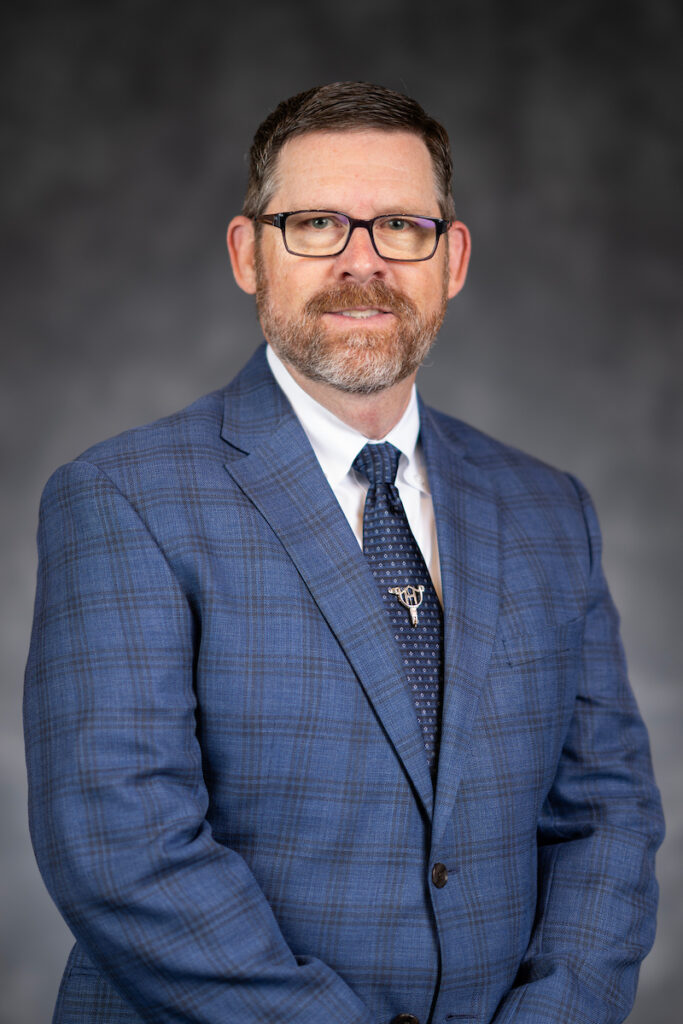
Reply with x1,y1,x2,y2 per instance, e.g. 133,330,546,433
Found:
246,130,467,395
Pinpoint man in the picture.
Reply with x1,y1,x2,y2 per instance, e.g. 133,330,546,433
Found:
25,83,663,1024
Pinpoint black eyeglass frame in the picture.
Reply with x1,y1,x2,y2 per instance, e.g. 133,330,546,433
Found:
254,210,451,262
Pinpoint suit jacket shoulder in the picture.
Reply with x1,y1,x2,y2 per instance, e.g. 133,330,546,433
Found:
423,403,581,503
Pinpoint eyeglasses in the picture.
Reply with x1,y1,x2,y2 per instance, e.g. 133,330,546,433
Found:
254,210,450,262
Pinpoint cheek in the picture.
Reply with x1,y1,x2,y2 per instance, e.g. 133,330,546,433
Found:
399,268,447,315
268,273,305,316
270,261,331,313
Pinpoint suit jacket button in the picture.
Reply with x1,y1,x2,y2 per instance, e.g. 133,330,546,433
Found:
390,1015,420,1024
431,861,448,888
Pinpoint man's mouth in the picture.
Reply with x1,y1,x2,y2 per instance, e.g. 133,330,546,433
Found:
328,308,391,319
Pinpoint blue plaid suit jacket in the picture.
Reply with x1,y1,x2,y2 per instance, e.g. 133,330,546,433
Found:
25,345,663,1024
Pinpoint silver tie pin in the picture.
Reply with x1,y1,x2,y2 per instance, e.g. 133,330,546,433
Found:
388,585,425,626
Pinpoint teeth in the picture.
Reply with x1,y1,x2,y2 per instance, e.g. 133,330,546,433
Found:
338,309,381,318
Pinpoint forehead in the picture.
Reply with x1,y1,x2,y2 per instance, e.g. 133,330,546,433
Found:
269,129,440,215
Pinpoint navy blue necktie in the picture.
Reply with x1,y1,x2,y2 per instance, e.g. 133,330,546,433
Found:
353,442,443,775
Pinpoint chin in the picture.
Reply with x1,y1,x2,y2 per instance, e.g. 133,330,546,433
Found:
301,335,423,394
263,306,442,395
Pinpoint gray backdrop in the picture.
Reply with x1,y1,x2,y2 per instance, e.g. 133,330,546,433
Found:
2,1,681,1021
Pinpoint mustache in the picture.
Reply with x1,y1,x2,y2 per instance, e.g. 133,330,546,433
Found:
303,281,419,318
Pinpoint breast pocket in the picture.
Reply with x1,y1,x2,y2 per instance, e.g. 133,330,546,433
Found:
494,616,585,726
472,617,586,820
501,616,585,667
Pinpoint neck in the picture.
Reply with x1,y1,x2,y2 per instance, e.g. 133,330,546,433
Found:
280,360,417,439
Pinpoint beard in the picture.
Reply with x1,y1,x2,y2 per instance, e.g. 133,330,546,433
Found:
255,250,449,395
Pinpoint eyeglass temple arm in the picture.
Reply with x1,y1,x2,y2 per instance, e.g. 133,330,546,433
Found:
254,214,285,227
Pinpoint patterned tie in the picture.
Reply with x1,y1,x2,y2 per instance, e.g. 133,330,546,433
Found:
353,442,443,775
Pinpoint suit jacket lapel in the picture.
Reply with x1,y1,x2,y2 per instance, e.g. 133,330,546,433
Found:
220,348,435,819
419,403,500,846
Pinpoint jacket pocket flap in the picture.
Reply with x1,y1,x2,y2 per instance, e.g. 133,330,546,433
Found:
502,616,584,665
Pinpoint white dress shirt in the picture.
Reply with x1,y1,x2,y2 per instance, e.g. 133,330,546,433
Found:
266,345,442,604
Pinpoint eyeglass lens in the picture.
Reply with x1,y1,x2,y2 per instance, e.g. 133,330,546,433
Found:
284,212,439,260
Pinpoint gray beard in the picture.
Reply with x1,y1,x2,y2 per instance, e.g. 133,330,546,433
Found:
255,272,448,395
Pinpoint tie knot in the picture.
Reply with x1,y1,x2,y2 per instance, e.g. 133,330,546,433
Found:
353,442,401,487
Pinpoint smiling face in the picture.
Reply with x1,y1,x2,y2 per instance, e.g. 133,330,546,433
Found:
228,129,470,395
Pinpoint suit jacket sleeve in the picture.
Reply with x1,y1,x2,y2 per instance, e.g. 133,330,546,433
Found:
24,459,374,1024
491,475,664,1024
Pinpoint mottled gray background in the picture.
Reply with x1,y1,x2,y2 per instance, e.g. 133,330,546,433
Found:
2,1,681,1021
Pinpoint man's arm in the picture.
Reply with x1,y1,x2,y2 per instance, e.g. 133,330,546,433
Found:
24,459,373,1024
491,476,664,1024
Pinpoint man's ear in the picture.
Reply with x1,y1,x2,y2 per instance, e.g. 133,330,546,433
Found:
227,216,257,295
446,220,471,299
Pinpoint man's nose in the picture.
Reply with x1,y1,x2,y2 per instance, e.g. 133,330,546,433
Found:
332,224,387,284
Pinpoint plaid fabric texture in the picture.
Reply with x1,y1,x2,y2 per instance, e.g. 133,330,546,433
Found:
24,344,663,1024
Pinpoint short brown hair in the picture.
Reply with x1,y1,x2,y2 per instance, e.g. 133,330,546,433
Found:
242,82,456,221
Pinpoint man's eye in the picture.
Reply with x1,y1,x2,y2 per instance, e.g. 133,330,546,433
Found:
308,218,333,230
385,218,411,231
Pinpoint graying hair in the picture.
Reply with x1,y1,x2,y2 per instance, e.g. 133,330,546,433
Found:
242,82,456,221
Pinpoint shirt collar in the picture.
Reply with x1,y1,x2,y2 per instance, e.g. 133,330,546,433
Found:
266,344,427,492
